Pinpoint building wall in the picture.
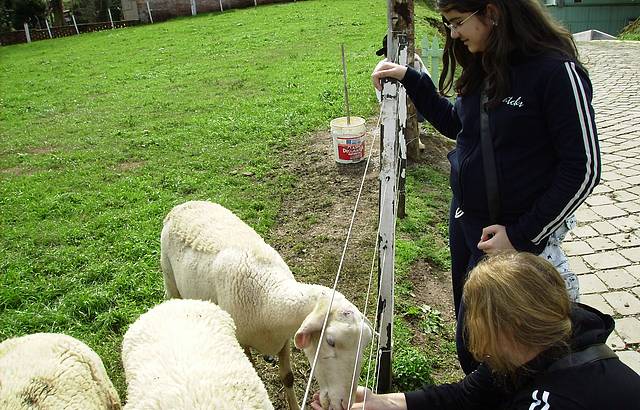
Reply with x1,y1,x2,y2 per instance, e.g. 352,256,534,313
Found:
546,4,640,34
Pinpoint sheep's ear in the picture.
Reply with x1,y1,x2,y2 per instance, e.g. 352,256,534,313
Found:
294,300,328,349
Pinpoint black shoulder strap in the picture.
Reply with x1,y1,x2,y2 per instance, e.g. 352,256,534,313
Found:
480,84,501,225
547,344,618,372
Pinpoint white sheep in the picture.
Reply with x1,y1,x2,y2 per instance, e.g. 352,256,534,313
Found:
160,200,373,410
121,298,273,410
0,332,121,410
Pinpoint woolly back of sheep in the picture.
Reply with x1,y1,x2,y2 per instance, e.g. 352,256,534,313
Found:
0,333,121,410
121,299,274,410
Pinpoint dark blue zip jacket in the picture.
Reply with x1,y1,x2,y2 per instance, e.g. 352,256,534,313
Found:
400,52,600,252
404,304,640,409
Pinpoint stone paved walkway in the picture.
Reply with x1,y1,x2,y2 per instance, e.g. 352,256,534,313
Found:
565,40,640,374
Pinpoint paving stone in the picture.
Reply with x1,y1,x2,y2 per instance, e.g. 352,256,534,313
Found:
562,240,594,256
617,168,640,177
585,195,614,206
606,331,626,351
568,257,591,275
591,204,627,218
626,265,640,281
580,293,614,315
619,151,640,160
620,247,640,263
606,180,631,190
592,184,613,194
617,351,640,375
612,190,639,202
617,200,640,213
585,236,617,251
609,233,640,248
575,207,602,223
609,216,640,232
596,269,640,289
633,286,640,299
591,220,619,235
625,174,640,185
600,164,616,173
583,251,630,270
614,317,640,344
603,292,640,315
579,274,608,294
602,153,626,163
570,225,599,238
628,185,640,196
600,172,625,182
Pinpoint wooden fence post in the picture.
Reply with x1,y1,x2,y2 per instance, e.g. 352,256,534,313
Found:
45,19,53,38
108,9,114,28
23,23,31,43
376,72,398,394
146,2,154,23
71,14,79,34
190,0,197,16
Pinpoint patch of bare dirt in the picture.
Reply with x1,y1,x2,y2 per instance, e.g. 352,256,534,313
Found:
0,166,33,176
26,146,55,155
115,160,146,172
254,120,461,408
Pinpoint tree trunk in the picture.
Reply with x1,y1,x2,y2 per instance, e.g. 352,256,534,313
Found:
51,0,64,26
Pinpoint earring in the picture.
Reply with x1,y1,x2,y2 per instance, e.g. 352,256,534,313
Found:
492,20,498,26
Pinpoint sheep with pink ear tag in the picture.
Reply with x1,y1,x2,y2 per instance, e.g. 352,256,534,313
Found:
160,201,374,410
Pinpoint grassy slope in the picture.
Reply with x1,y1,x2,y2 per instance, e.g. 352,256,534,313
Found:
0,0,388,396
0,0,456,399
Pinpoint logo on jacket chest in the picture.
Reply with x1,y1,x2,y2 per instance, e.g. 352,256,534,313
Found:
502,96,524,108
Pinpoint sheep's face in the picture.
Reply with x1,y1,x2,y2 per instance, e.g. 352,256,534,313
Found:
295,298,373,410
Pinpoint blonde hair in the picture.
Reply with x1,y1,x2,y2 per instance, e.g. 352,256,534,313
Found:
463,252,572,374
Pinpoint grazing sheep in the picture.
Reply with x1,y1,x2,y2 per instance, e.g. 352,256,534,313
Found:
160,200,373,410
0,333,121,410
121,298,273,410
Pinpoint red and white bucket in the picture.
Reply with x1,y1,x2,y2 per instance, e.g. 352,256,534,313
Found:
330,116,366,164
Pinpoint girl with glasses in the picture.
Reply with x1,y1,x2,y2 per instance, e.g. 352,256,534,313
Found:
371,0,600,375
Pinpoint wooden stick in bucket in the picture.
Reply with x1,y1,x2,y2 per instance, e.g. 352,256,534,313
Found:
341,44,351,125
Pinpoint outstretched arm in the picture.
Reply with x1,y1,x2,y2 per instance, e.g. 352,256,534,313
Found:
372,61,461,139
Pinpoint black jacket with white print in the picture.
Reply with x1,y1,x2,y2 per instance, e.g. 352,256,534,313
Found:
400,51,600,254
404,304,640,409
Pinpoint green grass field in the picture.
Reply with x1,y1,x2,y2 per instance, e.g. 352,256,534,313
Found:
1,0,450,401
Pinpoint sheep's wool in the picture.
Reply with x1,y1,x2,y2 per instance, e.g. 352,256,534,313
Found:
0,333,121,409
122,299,274,410
164,201,283,265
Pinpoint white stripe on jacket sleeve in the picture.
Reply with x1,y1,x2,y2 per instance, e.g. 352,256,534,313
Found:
532,62,599,244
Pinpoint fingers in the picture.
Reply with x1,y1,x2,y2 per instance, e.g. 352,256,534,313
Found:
477,225,498,252
309,402,323,410
371,61,406,91
310,392,322,410
354,386,368,403
479,225,498,242
477,225,514,253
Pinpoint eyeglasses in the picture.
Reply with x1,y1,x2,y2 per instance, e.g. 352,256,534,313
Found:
443,9,480,32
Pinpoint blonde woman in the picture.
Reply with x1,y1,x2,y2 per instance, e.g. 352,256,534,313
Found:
318,252,640,410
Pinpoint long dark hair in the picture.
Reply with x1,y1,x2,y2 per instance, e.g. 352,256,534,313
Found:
436,0,583,107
